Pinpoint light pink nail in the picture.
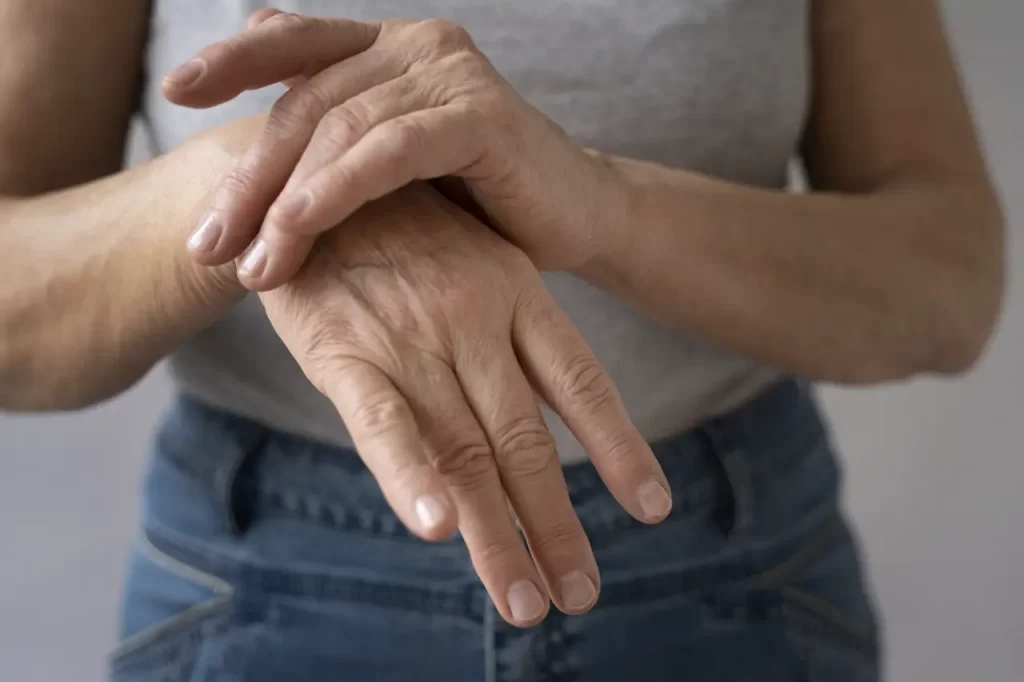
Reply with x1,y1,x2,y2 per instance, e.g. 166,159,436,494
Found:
414,495,448,533
166,60,205,87
507,580,546,623
238,240,268,278
187,215,222,253
637,479,672,520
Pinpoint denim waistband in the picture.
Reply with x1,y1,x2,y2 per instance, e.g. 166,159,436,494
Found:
155,377,830,543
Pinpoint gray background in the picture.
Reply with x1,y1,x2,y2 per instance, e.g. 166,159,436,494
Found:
1,1,1021,680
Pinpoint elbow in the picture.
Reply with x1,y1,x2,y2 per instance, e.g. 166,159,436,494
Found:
0,338,143,413
927,269,1005,376
841,195,1006,384
930,196,1006,376
917,197,1006,377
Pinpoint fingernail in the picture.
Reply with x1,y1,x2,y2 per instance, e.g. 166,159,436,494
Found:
637,479,672,520
187,215,222,253
414,495,448,533
507,580,546,624
238,239,268,278
559,571,597,612
275,190,312,222
166,59,206,87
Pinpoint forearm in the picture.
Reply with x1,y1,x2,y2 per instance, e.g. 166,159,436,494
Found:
579,157,1005,383
0,134,249,410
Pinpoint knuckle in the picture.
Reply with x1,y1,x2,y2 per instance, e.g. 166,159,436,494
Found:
217,164,259,198
349,390,412,437
493,417,557,476
599,431,642,474
443,49,492,82
383,116,427,158
264,11,307,32
416,19,475,51
474,90,516,122
498,246,535,279
321,103,370,147
270,82,332,132
432,439,495,486
532,519,586,556
559,355,615,412
471,537,525,575
301,320,352,365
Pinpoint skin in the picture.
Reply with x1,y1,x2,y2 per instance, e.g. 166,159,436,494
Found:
173,0,1004,383
263,182,675,624
0,1,673,627
0,0,1005,627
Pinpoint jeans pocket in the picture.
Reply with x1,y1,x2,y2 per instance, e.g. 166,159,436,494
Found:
781,583,879,680
108,531,234,682
755,516,881,681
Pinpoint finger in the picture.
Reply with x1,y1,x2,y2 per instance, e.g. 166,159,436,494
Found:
246,8,283,30
241,75,429,289
321,359,458,541
404,361,550,627
279,73,426,190
514,291,673,525
163,14,381,108
456,339,600,616
187,52,401,270
273,104,487,242
247,11,307,89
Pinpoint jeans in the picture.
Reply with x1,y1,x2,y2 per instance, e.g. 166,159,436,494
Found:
110,379,880,681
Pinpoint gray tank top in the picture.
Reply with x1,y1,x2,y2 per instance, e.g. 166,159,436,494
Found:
144,0,809,463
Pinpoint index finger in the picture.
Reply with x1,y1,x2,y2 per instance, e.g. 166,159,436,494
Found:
513,291,673,525
320,359,459,542
163,13,381,108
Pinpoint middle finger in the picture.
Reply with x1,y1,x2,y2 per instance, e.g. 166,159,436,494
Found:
456,339,600,616
190,48,402,266
401,356,552,628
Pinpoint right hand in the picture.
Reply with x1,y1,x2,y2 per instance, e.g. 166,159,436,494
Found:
259,184,672,626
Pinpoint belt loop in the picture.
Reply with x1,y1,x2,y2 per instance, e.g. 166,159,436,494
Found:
699,418,755,538
214,427,267,537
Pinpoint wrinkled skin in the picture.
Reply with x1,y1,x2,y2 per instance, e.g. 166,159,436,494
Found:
259,184,670,626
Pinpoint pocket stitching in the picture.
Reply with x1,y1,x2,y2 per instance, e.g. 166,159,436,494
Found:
781,584,878,661
108,533,234,667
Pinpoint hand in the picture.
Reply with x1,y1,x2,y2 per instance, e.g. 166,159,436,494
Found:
166,10,617,289
259,184,671,626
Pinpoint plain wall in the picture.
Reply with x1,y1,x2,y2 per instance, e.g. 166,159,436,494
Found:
1,2,1020,680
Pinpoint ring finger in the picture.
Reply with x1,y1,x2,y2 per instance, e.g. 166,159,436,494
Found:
189,48,403,266
400,355,552,627
456,339,600,616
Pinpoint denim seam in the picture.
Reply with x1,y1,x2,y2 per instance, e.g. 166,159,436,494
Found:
781,586,878,659
108,596,232,671
595,493,837,591
592,510,841,609
136,530,232,595
484,597,497,682
744,515,844,591
108,534,234,670
744,515,879,660
144,522,485,623
250,474,721,548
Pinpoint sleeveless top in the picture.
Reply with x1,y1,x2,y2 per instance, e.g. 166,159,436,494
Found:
142,0,810,464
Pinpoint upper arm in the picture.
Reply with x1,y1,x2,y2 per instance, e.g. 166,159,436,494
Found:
801,0,997,198
0,1,151,195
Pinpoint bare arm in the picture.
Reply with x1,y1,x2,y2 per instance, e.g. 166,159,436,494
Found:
153,6,1004,384
0,1,246,410
581,0,1005,383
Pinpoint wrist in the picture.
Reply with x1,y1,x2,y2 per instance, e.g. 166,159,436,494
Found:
174,118,269,305
572,150,646,280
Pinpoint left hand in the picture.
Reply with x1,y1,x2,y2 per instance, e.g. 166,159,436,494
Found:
165,10,619,289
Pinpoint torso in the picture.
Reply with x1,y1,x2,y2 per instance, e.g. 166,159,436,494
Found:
145,0,809,463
